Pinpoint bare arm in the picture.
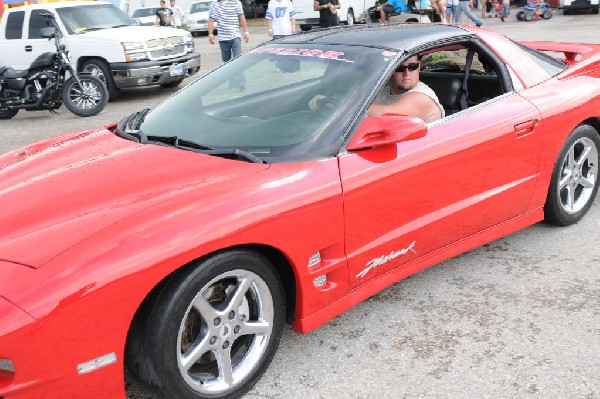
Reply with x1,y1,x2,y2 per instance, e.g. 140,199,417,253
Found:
368,91,441,123
208,18,216,43
239,15,250,42
314,0,325,11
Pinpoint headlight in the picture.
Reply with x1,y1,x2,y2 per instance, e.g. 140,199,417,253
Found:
184,32,193,44
122,42,147,62
121,41,144,51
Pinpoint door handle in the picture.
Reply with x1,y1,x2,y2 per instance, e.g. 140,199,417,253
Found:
25,45,32,52
514,119,538,138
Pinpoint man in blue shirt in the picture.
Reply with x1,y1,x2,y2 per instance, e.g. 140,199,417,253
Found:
379,0,409,22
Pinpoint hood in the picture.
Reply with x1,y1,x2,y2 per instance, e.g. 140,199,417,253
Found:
82,25,188,41
0,128,268,268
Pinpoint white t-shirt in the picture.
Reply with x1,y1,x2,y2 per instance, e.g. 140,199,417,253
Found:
265,0,296,36
170,4,185,26
375,81,445,119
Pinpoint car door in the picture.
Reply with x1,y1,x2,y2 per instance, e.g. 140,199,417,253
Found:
339,92,542,289
4,9,57,70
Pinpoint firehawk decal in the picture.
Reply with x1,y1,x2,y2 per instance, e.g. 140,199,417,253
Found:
356,241,417,278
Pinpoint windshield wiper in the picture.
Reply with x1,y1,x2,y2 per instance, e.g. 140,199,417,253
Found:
145,135,266,164
203,148,266,164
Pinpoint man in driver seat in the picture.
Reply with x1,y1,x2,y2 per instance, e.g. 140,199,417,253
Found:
368,55,444,123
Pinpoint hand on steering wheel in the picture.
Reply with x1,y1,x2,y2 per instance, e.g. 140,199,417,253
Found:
308,94,342,111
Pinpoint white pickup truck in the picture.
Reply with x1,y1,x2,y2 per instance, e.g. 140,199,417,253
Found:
0,1,201,100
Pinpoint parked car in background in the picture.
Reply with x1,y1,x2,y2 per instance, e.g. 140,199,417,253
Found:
295,0,369,30
131,6,160,25
186,0,214,35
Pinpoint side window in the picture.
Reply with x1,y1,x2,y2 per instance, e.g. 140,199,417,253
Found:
29,9,50,39
5,11,25,40
419,45,507,113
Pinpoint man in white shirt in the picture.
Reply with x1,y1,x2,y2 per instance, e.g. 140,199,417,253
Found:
368,55,444,123
265,0,296,39
170,0,185,28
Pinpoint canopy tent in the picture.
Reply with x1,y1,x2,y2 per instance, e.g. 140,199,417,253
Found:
0,0,31,16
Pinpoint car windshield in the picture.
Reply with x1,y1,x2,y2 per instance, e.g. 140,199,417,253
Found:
190,2,210,12
132,7,160,17
134,44,395,163
56,4,135,34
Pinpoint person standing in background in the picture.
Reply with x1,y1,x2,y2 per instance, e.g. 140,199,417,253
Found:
170,0,185,28
499,0,509,21
456,0,482,26
266,0,296,39
156,0,175,26
314,0,340,28
208,0,250,90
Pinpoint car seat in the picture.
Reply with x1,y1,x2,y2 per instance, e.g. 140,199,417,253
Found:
420,76,463,115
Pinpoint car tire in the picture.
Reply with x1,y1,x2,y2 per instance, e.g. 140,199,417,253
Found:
347,9,355,26
81,59,120,102
126,250,285,399
300,24,312,31
544,124,600,226
0,104,18,119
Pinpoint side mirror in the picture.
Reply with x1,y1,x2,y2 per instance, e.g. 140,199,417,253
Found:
40,27,56,39
346,114,427,151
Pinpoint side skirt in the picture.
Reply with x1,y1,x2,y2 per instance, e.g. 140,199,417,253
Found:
292,208,544,334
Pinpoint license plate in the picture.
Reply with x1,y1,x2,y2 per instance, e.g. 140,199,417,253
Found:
169,64,183,76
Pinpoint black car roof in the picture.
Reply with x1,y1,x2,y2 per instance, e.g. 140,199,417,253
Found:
272,23,475,52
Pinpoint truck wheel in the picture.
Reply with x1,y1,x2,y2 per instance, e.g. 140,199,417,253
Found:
347,9,355,26
81,59,120,102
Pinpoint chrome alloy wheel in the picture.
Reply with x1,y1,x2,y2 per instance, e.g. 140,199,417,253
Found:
557,136,598,214
67,79,104,110
176,269,274,395
82,63,107,85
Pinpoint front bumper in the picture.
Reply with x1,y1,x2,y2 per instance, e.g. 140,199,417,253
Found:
111,52,201,88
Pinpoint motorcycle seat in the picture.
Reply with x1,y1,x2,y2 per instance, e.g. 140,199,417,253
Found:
0,68,29,79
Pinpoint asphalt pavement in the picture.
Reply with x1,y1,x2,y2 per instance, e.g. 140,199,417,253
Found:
2,10,600,399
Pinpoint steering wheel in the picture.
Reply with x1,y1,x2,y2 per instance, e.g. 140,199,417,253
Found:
316,96,342,110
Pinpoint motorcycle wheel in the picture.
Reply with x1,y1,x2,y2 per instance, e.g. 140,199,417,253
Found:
0,103,18,119
62,75,108,117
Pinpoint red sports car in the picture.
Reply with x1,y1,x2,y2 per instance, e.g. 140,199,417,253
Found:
1,24,599,399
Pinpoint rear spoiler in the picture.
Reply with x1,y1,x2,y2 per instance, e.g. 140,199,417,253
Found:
521,41,600,78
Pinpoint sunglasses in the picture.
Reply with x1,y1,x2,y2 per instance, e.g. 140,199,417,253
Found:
395,62,420,72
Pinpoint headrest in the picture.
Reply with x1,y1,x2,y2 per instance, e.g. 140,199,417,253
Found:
420,76,462,110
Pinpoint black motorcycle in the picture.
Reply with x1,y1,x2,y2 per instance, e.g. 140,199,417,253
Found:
0,13,107,119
